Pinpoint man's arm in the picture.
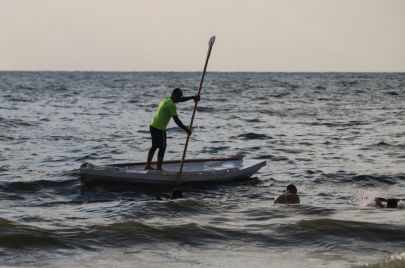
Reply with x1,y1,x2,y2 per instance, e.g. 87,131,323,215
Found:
178,95,200,103
173,116,191,135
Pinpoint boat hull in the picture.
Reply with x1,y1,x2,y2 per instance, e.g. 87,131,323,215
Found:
80,157,266,185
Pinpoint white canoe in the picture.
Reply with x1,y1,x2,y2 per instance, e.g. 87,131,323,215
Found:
80,157,266,185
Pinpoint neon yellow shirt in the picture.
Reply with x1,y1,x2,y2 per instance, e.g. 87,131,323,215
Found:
150,96,177,130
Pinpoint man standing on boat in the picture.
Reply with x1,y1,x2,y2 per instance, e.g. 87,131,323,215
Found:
145,88,199,170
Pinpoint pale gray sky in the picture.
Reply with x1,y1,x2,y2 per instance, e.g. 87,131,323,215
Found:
1,0,404,72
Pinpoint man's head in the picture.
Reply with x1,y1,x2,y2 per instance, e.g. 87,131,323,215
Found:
171,190,183,199
286,184,297,194
171,88,183,103
386,198,399,208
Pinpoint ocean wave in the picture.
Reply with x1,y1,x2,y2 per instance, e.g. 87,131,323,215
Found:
362,141,405,151
350,175,402,185
270,92,291,98
373,141,394,147
0,179,79,193
43,85,69,91
196,106,216,113
0,218,73,249
338,80,359,87
353,252,405,268
201,146,230,153
256,154,289,161
384,91,400,96
0,134,15,141
307,120,370,127
234,132,272,140
0,219,271,249
316,172,404,186
0,117,38,128
42,135,84,142
283,219,405,242
74,153,104,162
1,217,404,251
294,205,336,216
0,166,9,172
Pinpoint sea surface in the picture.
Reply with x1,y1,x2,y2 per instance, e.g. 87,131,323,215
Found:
0,72,404,268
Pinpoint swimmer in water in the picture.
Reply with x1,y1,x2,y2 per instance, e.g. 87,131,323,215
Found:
156,190,183,200
274,184,300,204
375,197,400,208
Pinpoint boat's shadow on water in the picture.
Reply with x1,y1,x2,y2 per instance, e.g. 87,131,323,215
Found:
79,175,262,199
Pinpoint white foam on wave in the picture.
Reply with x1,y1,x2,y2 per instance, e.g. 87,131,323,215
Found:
354,252,405,268
350,189,384,207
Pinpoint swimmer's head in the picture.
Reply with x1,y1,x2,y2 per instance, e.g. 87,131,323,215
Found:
286,184,297,194
386,198,399,208
171,190,183,199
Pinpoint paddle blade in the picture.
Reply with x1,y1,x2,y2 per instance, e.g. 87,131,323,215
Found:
209,36,216,47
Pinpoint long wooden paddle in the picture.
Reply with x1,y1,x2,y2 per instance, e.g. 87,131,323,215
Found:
178,36,216,179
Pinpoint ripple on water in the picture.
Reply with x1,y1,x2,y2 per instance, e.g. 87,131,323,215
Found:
1,72,405,267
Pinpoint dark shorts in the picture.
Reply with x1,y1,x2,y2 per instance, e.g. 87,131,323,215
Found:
150,126,166,149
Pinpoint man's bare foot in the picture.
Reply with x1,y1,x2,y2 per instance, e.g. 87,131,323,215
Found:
144,165,155,170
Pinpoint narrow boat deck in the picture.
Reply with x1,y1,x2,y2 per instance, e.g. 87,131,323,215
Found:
119,159,257,173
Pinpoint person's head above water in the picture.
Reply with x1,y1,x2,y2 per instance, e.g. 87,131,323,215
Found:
286,184,297,194
155,190,183,201
386,198,399,208
375,197,400,208
171,88,183,102
274,183,300,204
171,190,183,199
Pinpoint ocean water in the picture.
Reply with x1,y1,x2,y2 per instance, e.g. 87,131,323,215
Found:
0,72,404,268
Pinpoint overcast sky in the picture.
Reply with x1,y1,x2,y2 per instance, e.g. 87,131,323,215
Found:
1,0,404,72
